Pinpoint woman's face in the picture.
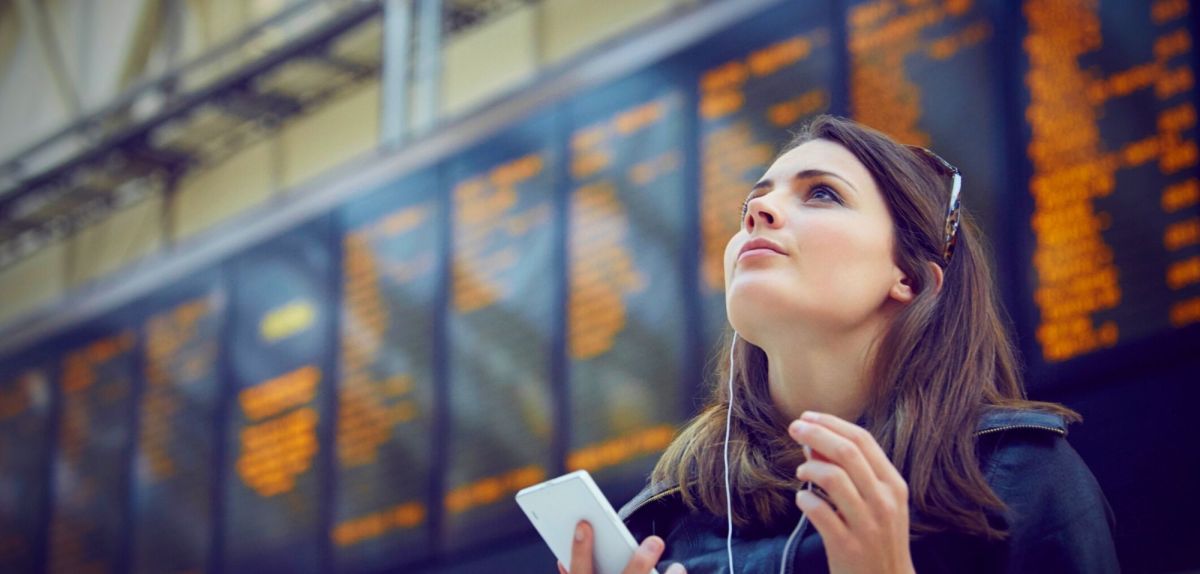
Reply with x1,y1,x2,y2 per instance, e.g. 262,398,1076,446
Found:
724,139,907,342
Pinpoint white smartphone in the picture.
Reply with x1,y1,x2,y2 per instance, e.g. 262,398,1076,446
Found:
515,470,659,574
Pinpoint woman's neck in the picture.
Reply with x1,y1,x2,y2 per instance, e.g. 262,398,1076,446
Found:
758,322,883,425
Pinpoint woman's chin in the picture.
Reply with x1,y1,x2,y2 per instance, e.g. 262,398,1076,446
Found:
727,273,791,305
726,281,794,338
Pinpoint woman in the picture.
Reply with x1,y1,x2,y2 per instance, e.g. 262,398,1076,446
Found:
559,115,1118,573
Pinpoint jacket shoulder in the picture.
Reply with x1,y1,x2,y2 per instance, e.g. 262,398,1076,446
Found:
975,411,1119,572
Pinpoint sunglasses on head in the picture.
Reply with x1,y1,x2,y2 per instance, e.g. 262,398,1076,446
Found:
907,145,963,266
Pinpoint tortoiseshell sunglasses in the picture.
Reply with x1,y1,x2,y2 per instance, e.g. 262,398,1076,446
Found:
908,145,963,266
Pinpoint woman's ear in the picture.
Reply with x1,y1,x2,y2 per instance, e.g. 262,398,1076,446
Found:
889,261,944,304
928,261,945,295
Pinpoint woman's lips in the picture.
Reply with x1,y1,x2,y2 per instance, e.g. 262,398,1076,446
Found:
738,248,783,261
738,237,787,261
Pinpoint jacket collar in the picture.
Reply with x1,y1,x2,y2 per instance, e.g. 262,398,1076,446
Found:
617,477,679,521
617,408,1069,521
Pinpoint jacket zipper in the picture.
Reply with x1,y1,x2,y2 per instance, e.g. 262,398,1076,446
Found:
974,423,1065,437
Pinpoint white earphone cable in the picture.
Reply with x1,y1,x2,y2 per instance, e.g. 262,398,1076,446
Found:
724,334,738,574
724,333,814,574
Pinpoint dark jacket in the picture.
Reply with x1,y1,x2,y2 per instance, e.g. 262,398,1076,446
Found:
617,409,1119,573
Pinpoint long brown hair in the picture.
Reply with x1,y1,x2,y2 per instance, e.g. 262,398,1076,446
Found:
652,115,1079,540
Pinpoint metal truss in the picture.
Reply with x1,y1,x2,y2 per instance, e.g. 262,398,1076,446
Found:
0,0,389,269
0,0,625,271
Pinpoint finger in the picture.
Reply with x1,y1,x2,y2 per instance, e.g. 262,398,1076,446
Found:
665,563,687,574
558,561,569,574
800,411,907,491
789,419,884,510
796,487,850,545
794,459,868,529
570,521,594,574
621,536,665,574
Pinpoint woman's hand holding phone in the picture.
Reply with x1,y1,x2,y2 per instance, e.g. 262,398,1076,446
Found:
556,521,686,574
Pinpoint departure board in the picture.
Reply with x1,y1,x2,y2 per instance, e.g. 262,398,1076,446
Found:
564,67,688,497
444,116,557,551
223,220,334,572
1018,0,1200,367
846,0,1007,237
335,170,440,571
694,1,837,350
47,324,138,574
0,357,53,573
131,272,225,574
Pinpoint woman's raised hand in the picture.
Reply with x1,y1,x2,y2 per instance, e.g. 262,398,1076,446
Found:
556,520,686,574
787,411,916,574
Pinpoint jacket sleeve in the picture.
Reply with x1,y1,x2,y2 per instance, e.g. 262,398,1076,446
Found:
984,431,1120,573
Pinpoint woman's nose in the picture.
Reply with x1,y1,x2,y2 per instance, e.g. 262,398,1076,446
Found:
744,196,783,232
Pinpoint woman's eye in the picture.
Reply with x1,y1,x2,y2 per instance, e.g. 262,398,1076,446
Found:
809,185,841,203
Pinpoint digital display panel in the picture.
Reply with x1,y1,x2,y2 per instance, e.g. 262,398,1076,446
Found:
443,115,558,551
0,357,53,573
47,325,138,574
564,66,689,500
130,271,225,574
334,170,441,571
222,220,334,572
1018,0,1200,367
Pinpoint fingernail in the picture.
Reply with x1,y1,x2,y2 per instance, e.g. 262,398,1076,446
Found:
666,563,686,574
789,421,807,435
801,411,820,422
796,489,813,509
643,536,663,553
575,523,585,542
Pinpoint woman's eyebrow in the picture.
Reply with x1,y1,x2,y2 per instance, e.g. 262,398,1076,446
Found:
795,169,859,195
751,169,859,195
